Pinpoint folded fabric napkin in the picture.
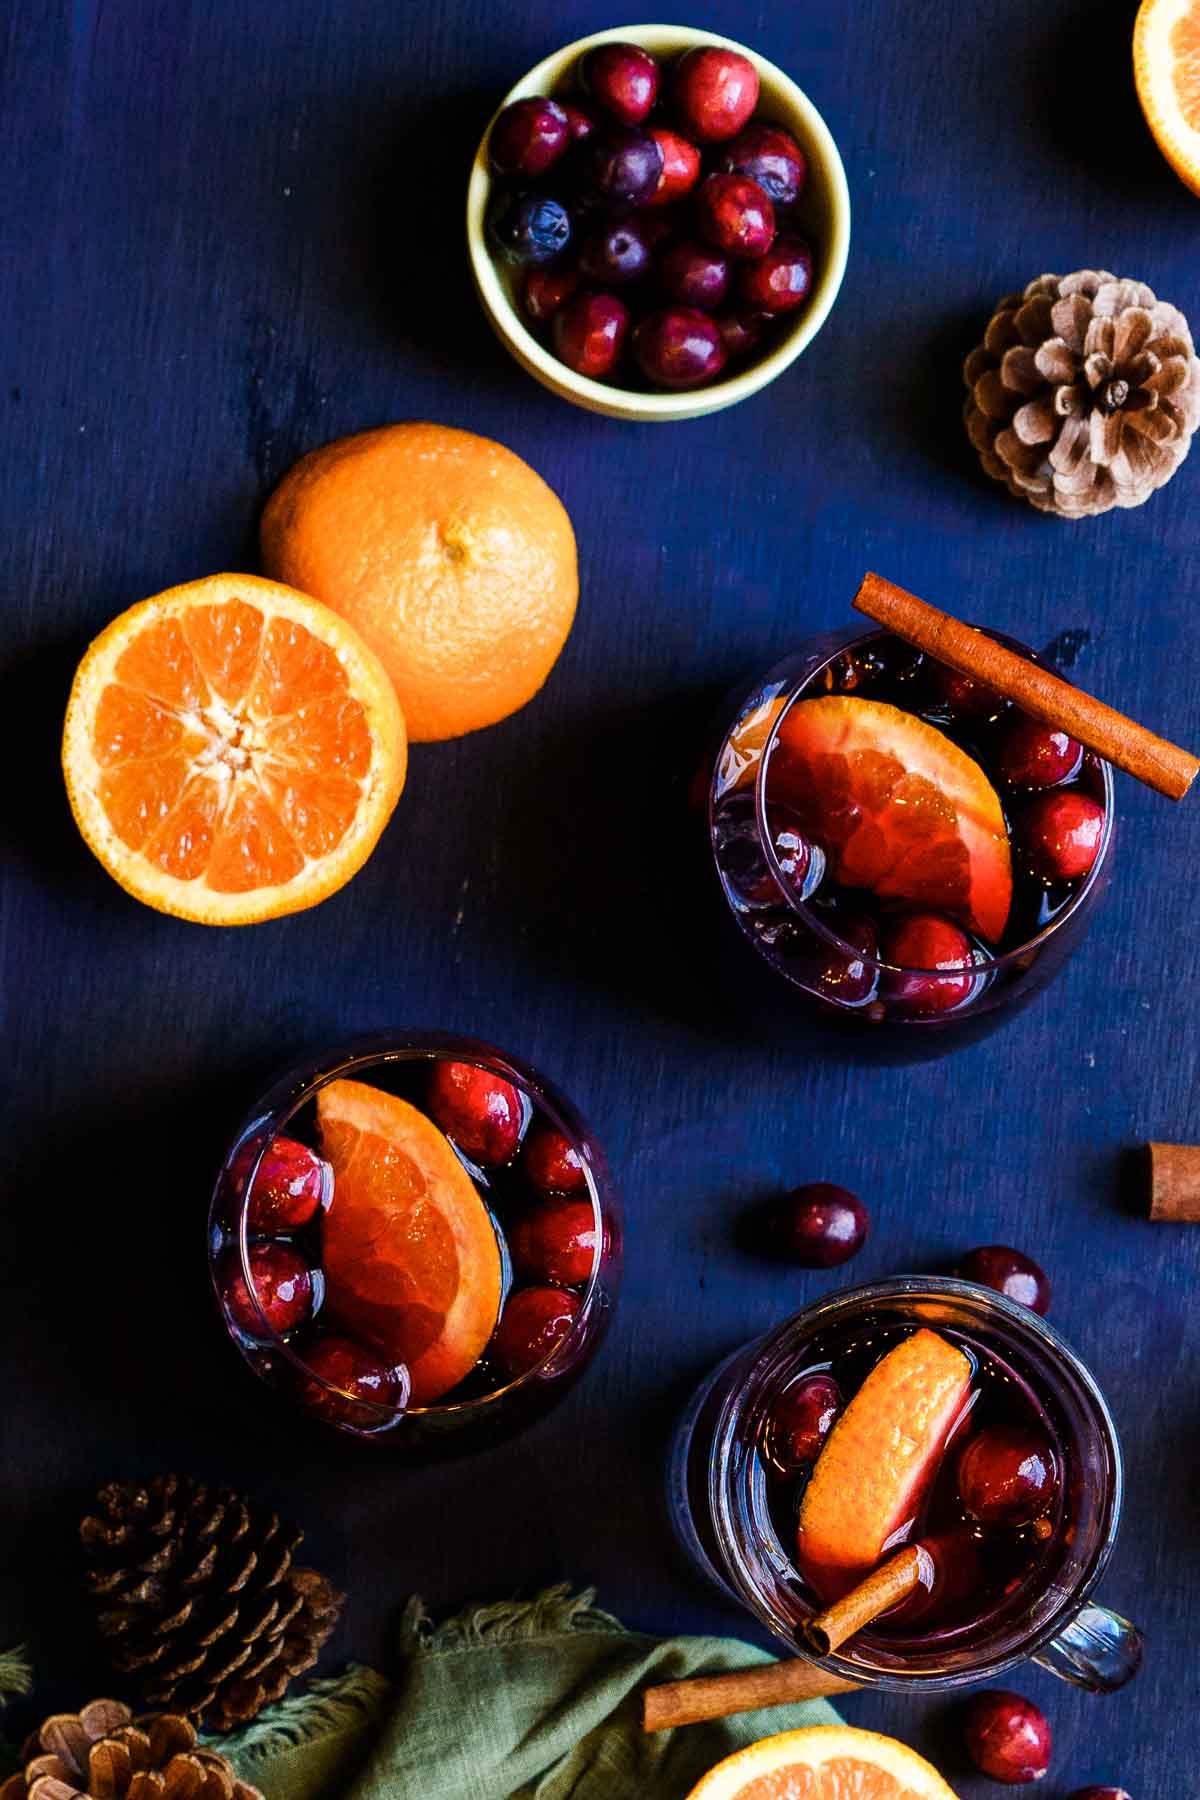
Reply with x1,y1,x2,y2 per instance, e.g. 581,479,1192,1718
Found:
205,1587,842,1800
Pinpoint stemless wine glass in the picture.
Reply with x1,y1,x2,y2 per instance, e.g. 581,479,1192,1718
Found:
706,629,1115,1039
668,1277,1142,1693
209,1031,621,1451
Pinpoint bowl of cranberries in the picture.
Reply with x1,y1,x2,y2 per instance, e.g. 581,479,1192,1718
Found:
208,1031,621,1449
467,26,850,419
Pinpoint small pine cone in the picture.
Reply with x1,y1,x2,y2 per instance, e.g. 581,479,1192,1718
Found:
0,1697,263,1800
80,1475,343,1732
964,269,1200,518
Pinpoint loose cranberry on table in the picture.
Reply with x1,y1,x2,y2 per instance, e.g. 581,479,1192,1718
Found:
520,262,579,326
883,913,977,1016
579,41,659,126
804,912,879,1006
717,121,807,206
578,218,653,286
510,1197,598,1286
488,97,571,179
223,1242,314,1339
486,190,571,267
1066,1789,1133,1800
673,46,760,143
739,237,814,314
491,1286,581,1379
552,291,630,380
300,1333,408,1428
243,1134,330,1233
996,716,1083,789
646,126,702,205
427,1060,526,1165
958,1423,1057,1527
633,306,726,389
1021,790,1105,883
714,308,763,362
958,1244,1051,1315
657,239,730,311
764,1372,841,1472
694,173,775,259
964,1691,1052,1784
524,1126,588,1194
575,124,664,210
762,1182,869,1267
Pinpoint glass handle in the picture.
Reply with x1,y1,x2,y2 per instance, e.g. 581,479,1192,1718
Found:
1032,1600,1144,1692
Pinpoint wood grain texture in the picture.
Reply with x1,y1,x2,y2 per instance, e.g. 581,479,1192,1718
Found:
1,1,1198,1795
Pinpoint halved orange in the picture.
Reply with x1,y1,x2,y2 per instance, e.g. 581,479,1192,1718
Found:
62,574,406,924
769,697,1012,942
796,1330,973,1601
1135,0,1200,197
684,1727,960,1799
317,1078,502,1405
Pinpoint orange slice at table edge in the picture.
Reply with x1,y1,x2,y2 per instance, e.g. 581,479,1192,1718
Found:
317,1078,503,1405
1135,0,1200,197
684,1726,961,1800
769,696,1012,942
796,1329,973,1602
61,574,406,924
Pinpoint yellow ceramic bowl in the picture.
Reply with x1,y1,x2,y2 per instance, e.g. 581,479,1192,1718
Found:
466,24,851,422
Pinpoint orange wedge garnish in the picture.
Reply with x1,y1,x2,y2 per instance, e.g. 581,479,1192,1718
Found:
769,696,1012,942
317,1079,502,1405
1135,0,1200,196
684,1726,960,1799
796,1330,973,1602
61,574,406,923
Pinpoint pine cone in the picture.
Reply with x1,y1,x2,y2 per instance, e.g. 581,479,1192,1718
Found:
0,1698,263,1800
80,1476,343,1732
964,270,1200,518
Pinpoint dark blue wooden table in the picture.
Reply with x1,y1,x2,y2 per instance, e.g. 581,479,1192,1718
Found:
3,2,1198,1793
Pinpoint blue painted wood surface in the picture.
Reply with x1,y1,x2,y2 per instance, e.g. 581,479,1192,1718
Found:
2,1,1198,1793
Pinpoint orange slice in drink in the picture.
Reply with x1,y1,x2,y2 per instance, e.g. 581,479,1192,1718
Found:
61,574,406,924
317,1079,503,1405
796,1330,973,1601
1134,0,1200,197
684,1727,960,1799
769,696,1012,942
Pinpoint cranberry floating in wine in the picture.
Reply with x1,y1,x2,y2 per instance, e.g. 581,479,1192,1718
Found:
242,1135,331,1234
222,1242,315,1340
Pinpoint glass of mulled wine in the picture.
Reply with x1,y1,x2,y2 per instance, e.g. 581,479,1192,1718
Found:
668,1277,1141,1692
208,1031,621,1449
706,628,1115,1033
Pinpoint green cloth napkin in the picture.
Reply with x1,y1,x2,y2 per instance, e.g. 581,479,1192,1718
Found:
206,1587,841,1800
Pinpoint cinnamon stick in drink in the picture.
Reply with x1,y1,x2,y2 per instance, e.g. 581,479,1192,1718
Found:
803,1544,927,1656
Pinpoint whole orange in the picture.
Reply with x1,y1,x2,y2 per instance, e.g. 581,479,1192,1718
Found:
260,423,578,742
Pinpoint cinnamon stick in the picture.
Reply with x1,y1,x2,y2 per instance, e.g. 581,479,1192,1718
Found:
642,1661,859,1734
1146,1141,1200,1221
852,573,1199,802
803,1545,927,1656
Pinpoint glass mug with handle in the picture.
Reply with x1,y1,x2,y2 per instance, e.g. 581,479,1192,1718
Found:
668,1277,1142,1694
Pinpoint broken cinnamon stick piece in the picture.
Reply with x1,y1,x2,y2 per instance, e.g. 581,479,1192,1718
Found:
1146,1141,1200,1221
803,1545,927,1656
641,1660,859,1734
852,572,1199,802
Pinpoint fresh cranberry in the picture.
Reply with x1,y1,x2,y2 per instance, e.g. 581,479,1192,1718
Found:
427,1060,525,1165
738,237,813,314
242,1135,331,1234
488,97,570,179
578,219,652,286
694,173,775,259
580,41,659,126
638,207,680,253
769,814,818,898
510,1198,598,1286
486,190,571,266
552,291,630,379
1021,791,1105,883
524,1127,588,1195
958,1245,1050,1315
717,122,807,206
925,660,1006,721
1065,1790,1133,1800
657,239,730,311
764,1373,842,1472
520,262,579,326
575,125,663,210
633,306,726,389
808,912,879,1005
763,1182,868,1268
885,1532,983,1629
964,1692,1052,1784
561,101,597,145
883,913,977,1016
958,1424,1058,1527
672,46,759,143
997,716,1083,789
714,309,763,362
300,1333,407,1428
491,1286,581,1379
223,1242,314,1339
646,126,702,205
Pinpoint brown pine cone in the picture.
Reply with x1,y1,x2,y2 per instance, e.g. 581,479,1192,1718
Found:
964,269,1200,518
80,1475,343,1732
0,1698,263,1800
